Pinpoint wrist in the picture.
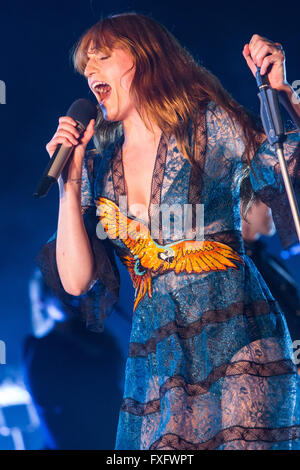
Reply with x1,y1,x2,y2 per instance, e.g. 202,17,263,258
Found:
278,80,291,89
277,83,300,130
58,175,82,199
277,84,296,108
276,82,293,96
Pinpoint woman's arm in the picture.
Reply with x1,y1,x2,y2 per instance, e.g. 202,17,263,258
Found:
45,116,97,295
278,84,300,130
56,177,97,295
243,34,300,129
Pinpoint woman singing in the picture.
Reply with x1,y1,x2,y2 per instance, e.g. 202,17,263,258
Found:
38,13,300,449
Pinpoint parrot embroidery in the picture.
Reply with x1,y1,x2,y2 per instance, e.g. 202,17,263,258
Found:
95,197,244,312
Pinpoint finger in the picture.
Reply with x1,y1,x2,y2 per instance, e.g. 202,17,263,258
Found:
253,42,283,56
47,136,74,149
260,54,284,75
53,130,79,146
86,118,95,137
249,34,262,48
242,44,257,76
249,34,272,47
58,116,78,127
252,44,273,67
46,137,74,156
250,43,282,68
249,36,283,57
56,122,81,138
260,55,273,75
80,118,95,145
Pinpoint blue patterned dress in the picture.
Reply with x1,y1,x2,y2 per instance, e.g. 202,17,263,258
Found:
37,100,300,450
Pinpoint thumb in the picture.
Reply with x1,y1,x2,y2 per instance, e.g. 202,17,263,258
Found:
242,44,257,77
80,118,95,146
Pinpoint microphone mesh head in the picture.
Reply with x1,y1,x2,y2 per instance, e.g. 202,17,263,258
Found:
66,98,98,128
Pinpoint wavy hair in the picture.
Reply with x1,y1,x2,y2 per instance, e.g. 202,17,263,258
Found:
72,12,265,216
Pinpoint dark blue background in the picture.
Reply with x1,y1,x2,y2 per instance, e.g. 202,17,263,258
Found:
0,0,299,377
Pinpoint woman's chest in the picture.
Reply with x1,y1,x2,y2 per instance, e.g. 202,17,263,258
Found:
121,145,160,221
98,135,193,210
94,135,240,246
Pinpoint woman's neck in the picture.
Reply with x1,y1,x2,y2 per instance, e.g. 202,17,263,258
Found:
242,223,260,242
122,109,162,149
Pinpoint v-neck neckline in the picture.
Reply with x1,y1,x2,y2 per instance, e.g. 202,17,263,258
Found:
112,131,169,230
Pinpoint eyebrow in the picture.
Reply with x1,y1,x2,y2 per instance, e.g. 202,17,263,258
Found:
86,49,97,56
86,49,110,58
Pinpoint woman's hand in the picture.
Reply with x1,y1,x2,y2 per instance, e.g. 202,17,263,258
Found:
243,34,288,91
46,117,95,184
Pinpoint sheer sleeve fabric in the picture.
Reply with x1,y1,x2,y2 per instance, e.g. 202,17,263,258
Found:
205,101,300,248
35,150,120,332
249,132,300,249
204,101,247,166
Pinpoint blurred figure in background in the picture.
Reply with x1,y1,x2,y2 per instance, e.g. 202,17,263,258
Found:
22,265,132,450
241,199,300,346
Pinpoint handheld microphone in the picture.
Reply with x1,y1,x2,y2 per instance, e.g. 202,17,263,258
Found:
33,98,98,198
255,66,300,241
255,66,285,148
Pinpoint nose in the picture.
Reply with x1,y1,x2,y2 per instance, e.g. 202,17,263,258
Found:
84,57,98,78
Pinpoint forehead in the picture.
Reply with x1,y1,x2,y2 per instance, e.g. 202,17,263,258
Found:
86,43,134,65
86,41,109,56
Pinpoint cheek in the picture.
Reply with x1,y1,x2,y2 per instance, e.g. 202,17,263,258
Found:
118,63,135,92
119,73,134,93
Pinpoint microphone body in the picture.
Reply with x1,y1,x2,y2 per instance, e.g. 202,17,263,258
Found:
255,66,300,241
34,99,98,198
255,67,285,147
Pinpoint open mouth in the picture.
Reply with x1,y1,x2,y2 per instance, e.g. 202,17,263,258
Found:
91,81,112,103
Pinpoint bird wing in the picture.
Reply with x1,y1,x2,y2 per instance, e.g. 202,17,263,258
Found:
95,197,165,271
95,197,243,277
159,239,244,275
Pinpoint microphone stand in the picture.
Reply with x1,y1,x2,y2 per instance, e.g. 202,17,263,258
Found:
255,66,300,242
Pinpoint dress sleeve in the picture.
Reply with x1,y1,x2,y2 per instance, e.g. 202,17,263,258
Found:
35,150,120,332
205,101,300,249
204,101,246,166
249,131,300,249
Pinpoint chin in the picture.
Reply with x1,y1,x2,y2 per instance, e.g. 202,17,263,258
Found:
100,105,113,121
268,226,276,237
100,104,121,122
261,223,276,237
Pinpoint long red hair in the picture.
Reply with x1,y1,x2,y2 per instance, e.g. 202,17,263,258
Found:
72,12,265,215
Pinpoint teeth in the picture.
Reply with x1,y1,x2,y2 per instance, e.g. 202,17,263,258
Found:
91,81,110,91
97,87,110,94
